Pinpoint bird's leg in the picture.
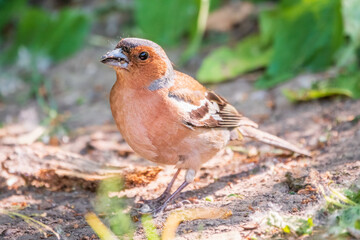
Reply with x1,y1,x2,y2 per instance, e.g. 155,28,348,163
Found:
151,169,196,216
142,169,181,204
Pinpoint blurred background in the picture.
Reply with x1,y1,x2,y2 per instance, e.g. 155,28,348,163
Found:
0,0,359,141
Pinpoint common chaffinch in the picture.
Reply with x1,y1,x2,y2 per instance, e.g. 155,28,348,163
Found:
101,38,310,215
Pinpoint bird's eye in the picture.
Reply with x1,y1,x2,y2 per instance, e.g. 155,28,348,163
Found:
138,52,149,60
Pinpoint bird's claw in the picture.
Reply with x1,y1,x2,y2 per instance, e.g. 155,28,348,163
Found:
136,202,167,217
135,192,171,216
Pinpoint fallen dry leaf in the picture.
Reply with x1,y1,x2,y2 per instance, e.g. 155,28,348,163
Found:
162,207,232,240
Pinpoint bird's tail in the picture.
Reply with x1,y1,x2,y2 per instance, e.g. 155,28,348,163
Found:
237,126,311,157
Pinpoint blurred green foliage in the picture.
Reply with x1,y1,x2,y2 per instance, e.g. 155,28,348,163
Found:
2,8,91,65
283,72,360,101
256,0,343,88
267,211,314,237
91,177,162,240
134,0,220,47
1,0,359,109
0,0,92,137
320,186,360,239
0,0,91,65
141,214,161,240
198,0,346,84
0,0,91,98
338,0,360,68
198,0,360,100
95,177,134,238
0,0,25,43
134,0,198,47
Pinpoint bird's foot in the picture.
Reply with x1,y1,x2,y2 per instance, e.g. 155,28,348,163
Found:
136,202,168,217
150,204,168,217
135,179,191,217
137,197,171,216
133,192,171,216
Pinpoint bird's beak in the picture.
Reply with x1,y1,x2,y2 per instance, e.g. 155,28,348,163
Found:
100,48,129,68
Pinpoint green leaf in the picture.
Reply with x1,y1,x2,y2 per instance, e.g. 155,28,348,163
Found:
197,34,272,83
282,88,353,102
134,0,198,46
283,225,291,234
257,0,344,88
283,72,360,102
282,72,360,102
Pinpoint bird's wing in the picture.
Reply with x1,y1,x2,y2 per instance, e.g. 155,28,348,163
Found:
168,86,258,129
167,72,310,156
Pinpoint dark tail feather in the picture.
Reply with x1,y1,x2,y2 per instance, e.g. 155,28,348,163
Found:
237,126,311,157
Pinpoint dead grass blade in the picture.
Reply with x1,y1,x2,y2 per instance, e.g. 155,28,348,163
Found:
85,212,119,240
161,207,232,240
0,208,60,239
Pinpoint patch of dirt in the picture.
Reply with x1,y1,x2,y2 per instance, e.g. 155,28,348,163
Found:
0,45,360,239
0,188,97,240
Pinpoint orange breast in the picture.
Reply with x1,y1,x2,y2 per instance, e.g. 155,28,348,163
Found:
109,80,231,170
110,83,190,165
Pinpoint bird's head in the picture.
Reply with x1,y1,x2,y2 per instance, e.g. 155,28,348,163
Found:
101,38,174,89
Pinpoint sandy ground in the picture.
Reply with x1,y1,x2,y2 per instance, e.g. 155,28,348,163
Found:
0,47,360,239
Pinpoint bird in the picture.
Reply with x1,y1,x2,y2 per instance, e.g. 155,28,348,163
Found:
101,37,310,215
